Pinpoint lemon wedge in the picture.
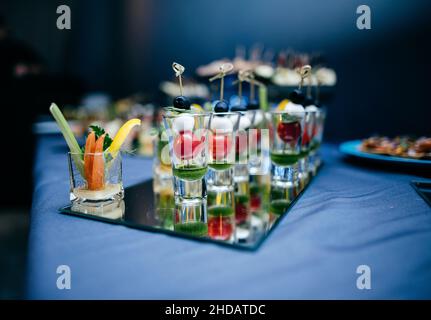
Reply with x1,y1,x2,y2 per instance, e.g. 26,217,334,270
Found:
107,118,141,157
276,99,290,111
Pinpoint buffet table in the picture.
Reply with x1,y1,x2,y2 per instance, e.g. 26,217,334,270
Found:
26,135,431,299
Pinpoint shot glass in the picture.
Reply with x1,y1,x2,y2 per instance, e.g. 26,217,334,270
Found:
152,127,173,193
247,109,270,175
298,111,316,190
68,151,123,213
163,112,210,236
234,180,250,228
207,112,240,191
268,182,292,227
174,202,208,237
308,108,326,175
137,118,157,157
269,110,305,189
233,112,250,183
249,174,271,230
153,181,175,230
207,189,236,241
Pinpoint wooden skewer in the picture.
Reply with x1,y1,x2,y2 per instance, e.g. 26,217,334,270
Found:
297,64,311,90
172,62,185,96
209,63,234,101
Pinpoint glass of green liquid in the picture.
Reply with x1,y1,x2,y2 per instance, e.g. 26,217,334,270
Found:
268,182,294,227
207,189,236,242
308,108,326,176
298,111,316,191
247,109,270,175
207,112,241,191
152,125,173,194
233,111,250,183
269,110,305,189
163,111,210,236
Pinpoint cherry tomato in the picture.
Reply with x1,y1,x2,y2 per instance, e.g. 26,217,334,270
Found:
235,202,248,224
210,134,232,160
208,216,233,240
277,121,301,144
173,131,205,160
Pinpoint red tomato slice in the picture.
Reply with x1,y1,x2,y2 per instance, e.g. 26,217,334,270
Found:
173,131,205,160
210,134,232,160
277,121,301,144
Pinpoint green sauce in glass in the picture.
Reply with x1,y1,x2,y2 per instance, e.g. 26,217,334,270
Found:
249,184,260,196
270,152,301,166
208,205,234,217
270,188,284,200
270,199,291,215
299,150,309,158
173,165,207,181
235,194,249,205
207,191,217,205
174,222,208,237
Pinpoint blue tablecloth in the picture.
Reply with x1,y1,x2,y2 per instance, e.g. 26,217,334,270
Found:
26,135,431,299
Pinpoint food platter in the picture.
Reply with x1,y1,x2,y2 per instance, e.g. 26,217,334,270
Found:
339,140,431,167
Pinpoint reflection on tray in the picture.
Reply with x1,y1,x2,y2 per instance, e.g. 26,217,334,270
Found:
71,200,125,220
60,164,320,250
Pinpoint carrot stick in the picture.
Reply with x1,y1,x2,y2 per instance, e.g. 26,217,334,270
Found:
90,134,106,190
84,132,96,187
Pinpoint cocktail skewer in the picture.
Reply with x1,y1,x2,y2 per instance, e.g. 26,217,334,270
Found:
209,63,234,104
172,62,190,110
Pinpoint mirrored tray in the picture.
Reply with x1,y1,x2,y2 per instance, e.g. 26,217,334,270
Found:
411,180,431,207
59,170,318,251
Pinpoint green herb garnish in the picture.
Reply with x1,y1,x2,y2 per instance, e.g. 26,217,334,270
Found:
89,125,113,151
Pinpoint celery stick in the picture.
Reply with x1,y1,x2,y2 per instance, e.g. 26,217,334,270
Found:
49,103,84,174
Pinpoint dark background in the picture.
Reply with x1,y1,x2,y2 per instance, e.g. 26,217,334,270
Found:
1,0,430,140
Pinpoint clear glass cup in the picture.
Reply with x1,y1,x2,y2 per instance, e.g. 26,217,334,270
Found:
269,110,305,189
137,118,157,157
153,128,175,230
207,189,236,241
174,202,208,237
298,111,316,190
152,127,173,193
234,180,250,228
163,112,210,236
308,108,326,175
233,112,249,183
154,187,175,230
162,112,209,192
268,182,293,228
68,151,123,213
249,174,271,230
247,110,270,175
207,112,240,190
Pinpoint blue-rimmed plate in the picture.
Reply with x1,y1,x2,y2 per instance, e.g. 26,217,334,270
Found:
339,140,431,167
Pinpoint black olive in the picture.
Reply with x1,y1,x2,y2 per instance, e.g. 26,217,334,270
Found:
173,96,191,110
214,99,229,113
